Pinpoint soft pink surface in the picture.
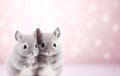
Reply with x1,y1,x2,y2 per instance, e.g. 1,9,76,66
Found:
1,64,120,76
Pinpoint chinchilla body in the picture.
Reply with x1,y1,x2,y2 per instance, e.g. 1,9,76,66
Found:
6,30,39,76
36,28,63,76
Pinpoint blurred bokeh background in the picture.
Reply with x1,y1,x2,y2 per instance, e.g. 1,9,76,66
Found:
0,0,120,65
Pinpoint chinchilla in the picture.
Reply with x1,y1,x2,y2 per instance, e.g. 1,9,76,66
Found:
36,27,63,76
6,30,39,76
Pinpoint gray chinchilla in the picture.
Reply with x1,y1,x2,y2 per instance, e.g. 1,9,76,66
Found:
36,27,63,76
6,30,39,76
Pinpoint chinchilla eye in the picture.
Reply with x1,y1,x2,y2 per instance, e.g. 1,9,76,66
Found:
35,44,38,48
41,42,45,48
53,43,56,47
23,45,27,49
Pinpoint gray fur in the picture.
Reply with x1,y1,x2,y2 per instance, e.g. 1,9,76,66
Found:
6,30,39,76
36,28,63,76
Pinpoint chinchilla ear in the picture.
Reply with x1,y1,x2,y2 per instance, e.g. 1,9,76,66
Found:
53,27,61,38
36,28,42,44
33,29,37,38
15,31,22,41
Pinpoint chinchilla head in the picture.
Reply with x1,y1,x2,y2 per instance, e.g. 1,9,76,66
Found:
36,27,61,56
15,30,39,58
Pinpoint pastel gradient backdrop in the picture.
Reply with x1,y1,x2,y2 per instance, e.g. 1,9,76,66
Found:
0,0,120,65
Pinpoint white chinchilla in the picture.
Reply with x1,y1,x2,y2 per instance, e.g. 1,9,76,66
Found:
6,30,39,76
36,27,63,76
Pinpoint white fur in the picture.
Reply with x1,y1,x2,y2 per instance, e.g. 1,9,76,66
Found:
19,58,35,76
39,64,57,76
19,66,33,76
27,58,35,64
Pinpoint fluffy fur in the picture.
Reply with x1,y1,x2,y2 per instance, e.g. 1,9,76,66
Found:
36,28,63,76
6,30,39,76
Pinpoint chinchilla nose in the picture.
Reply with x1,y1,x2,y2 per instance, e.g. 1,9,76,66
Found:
29,52,34,56
47,50,50,53
30,49,34,55
48,51,50,53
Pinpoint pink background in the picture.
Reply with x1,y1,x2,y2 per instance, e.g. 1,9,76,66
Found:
0,0,120,65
